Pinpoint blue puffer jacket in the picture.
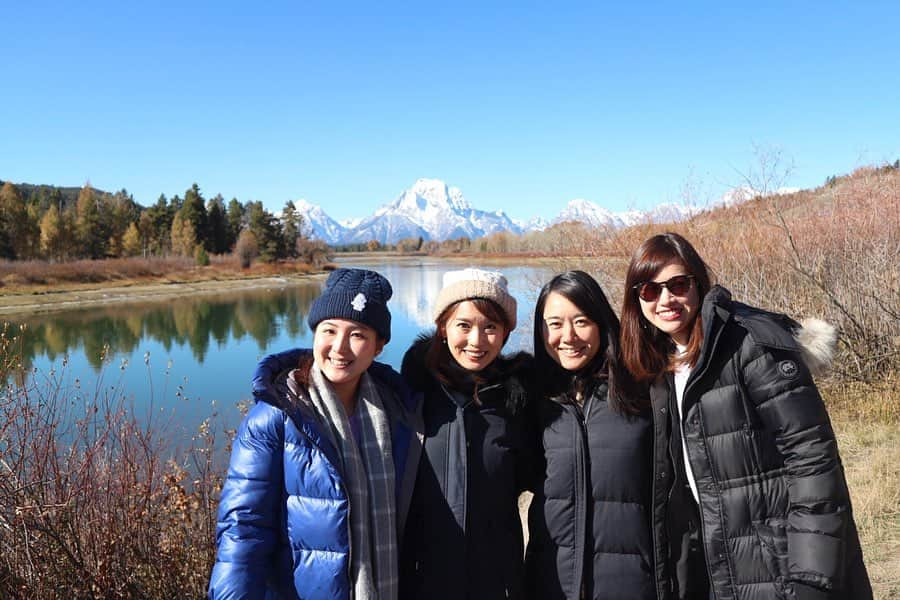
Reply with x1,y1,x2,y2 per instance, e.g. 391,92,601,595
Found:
208,348,423,600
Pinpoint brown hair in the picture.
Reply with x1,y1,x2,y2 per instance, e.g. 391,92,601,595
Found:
620,232,712,381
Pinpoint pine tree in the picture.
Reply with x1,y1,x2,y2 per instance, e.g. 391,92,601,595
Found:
246,201,283,262
178,183,209,250
0,182,29,258
226,198,244,249
75,183,108,258
146,195,173,254
206,194,230,254
280,200,305,258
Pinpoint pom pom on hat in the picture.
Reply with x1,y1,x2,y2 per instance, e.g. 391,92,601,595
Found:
307,268,393,341
432,268,517,330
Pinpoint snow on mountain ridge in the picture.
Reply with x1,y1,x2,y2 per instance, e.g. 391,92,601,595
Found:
296,180,767,245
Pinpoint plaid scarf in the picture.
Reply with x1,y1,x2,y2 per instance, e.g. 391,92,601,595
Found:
306,363,398,600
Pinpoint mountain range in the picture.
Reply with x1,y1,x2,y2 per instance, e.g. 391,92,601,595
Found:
297,178,789,245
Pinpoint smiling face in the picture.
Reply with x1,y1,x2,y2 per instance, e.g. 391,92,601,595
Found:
542,292,601,372
440,300,506,372
638,260,700,346
313,318,384,402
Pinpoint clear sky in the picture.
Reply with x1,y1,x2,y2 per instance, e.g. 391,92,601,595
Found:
2,2,898,222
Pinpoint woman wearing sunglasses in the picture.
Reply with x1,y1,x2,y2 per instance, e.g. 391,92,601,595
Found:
619,232,871,600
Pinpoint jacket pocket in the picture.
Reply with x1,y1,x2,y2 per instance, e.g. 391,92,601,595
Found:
753,518,789,582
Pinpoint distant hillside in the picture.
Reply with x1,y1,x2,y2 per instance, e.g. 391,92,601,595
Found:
0,180,125,212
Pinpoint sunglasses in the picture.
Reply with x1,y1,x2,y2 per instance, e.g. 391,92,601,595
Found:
634,274,695,302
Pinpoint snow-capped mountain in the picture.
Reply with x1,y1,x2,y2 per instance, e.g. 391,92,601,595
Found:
295,199,347,244
296,179,770,245
341,178,522,245
554,199,626,229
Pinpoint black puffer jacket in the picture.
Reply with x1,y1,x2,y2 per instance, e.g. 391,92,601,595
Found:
650,286,871,600
525,381,657,600
399,334,535,600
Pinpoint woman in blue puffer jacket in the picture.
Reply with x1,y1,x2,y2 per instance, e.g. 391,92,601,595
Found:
209,268,422,600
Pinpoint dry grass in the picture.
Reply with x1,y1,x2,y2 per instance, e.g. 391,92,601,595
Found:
0,255,322,294
830,383,900,599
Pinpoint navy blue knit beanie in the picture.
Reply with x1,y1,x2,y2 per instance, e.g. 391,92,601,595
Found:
307,268,393,342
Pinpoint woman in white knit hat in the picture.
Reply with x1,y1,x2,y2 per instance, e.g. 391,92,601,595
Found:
398,268,535,600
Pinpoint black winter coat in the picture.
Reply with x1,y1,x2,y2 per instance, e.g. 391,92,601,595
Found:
399,334,535,600
525,382,657,600
650,286,871,600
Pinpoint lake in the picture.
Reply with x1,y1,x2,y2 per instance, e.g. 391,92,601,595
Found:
4,258,560,444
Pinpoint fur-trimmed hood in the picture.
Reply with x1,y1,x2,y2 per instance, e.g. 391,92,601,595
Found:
704,285,837,377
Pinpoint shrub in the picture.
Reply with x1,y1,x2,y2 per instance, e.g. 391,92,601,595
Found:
194,244,210,267
234,230,258,269
0,338,225,598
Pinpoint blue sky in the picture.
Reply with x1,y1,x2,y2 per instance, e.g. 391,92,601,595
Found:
2,2,898,222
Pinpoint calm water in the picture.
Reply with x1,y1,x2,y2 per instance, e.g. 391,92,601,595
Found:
6,258,557,442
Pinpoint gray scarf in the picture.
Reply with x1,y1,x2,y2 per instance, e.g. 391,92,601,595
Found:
292,363,398,600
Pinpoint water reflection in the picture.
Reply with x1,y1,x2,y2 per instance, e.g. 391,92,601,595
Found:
8,285,322,371
4,259,555,439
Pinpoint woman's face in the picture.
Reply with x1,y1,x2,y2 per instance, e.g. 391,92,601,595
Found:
440,300,506,372
638,260,700,346
541,292,601,372
313,319,384,394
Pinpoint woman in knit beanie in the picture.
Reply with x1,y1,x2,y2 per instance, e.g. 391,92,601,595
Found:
398,268,536,600
210,268,422,600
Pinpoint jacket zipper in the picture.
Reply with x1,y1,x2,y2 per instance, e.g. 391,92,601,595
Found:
571,398,591,598
681,313,729,598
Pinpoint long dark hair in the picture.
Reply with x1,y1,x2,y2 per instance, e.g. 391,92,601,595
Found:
620,232,712,382
533,270,644,414
427,297,513,395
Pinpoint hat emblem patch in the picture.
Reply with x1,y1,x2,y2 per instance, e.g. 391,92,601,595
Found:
777,360,799,379
351,293,367,311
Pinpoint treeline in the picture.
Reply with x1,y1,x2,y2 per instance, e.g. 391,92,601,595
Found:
0,181,329,266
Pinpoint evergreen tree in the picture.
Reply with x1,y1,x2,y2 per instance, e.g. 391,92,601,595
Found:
0,182,29,258
107,189,140,256
178,183,209,250
146,195,173,254
246,201,283,262
206,194,230,254
280,200,305,258
226,198,244,249
75,183,108,258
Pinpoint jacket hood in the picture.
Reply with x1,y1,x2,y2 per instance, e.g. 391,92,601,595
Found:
401,330,533,412
252,347,418,412
703,286,836,377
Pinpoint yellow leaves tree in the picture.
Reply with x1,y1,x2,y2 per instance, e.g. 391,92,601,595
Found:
170,213,197,257
121,222,143,257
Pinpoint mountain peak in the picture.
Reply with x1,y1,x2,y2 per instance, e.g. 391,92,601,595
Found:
405,178,471,211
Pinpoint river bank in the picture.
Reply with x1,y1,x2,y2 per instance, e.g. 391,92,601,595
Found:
0,274,326,317
0,253,577,317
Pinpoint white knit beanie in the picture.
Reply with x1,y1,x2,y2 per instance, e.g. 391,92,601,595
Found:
432,268,517,330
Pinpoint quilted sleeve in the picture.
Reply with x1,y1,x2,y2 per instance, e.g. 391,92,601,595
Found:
741,337,849,594
208,402,285,599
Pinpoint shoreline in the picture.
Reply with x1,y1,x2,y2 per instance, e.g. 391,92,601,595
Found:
0,273,326,317
0,254,574,318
